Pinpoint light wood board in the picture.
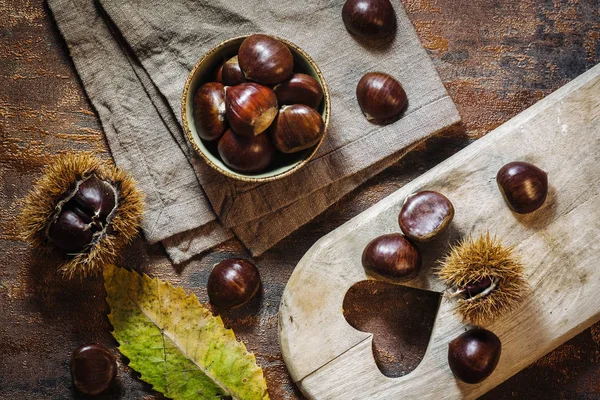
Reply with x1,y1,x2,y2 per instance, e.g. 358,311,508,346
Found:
278,63,600,399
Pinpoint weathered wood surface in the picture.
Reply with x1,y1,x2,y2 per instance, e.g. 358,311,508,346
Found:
279,62,600,399
1,1,600,399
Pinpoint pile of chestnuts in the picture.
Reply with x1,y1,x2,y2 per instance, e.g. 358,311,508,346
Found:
193,34,326,174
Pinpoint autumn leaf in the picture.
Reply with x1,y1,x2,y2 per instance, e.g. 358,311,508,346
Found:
104,264,269,400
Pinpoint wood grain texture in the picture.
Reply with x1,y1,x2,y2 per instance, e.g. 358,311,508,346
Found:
1,0,600,399
279,62,600,399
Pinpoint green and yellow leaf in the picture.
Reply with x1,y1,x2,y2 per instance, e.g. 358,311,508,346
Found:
104,264,269,400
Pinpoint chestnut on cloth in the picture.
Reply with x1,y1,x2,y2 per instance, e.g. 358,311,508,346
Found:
47,0,460,263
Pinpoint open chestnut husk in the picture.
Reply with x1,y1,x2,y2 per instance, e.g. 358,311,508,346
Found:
399,191,454,242
448,328,501,384
269,105,325,153
207,258,261,309
496,161,548,214
356,72,407,123
238,34,294,85
70,343,117,396
221,56,247,87
362,233,421,282
438,233,527,325
19,153,144,278
273,73,324,109
218,129,274,173
342,0,397,39
225,82,279,137
193,82,227,141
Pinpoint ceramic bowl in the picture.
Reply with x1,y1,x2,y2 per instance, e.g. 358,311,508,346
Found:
181,35,330,183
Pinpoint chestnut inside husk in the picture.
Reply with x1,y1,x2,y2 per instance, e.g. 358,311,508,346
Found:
448,328,501,384
70,343,117,396
207,258,261,309
20,153,144,278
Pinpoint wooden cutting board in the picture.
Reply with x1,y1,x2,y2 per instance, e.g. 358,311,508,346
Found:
278,63,600,399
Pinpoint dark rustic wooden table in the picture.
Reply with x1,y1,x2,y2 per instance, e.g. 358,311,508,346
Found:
2,1,599,399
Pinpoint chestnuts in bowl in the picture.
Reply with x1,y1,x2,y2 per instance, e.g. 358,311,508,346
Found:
207,258,261,309
362,233,421,282
342,0,397,39
356,72,407,123
496,161,548,214
448,328,502,384
399,191,454,242
182,35,330,182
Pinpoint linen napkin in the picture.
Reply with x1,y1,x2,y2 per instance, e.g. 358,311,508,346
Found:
48,0,460,263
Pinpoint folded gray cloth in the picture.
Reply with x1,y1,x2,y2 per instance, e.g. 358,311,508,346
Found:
48,0,460,263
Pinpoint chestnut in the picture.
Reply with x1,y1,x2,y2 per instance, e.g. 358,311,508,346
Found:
448,328,501,384
273,73,324,109
398,191,454,242
225,83,278,137
270,105,325,153
217,129,274,173
207,258,261,309
214,64,224,83
193,82,227,141
356,72,407,123
342,0,397,39
361,233,421,281
496,161,548,214
221,56,247,86
48,175,118,253
238,34,294,85
70,344,117,396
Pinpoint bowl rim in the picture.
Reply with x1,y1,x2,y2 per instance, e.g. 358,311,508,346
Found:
181,34,331,183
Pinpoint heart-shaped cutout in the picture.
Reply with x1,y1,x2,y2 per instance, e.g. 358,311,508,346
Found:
343,280,441,377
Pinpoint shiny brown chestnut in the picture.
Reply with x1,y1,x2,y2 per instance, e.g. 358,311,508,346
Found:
225,83,278,137
496,161,548,214
207,258,261,309
342,0,397,39
361,233,421,281
356,72,407,123
270,105,325,153
448,328,501,384
273,73,324,109
70,344,117,396
221,56,247,86
399,191,454,242
48,175,118,253
193,82,227,141
238,34,294,85
217,129,274,173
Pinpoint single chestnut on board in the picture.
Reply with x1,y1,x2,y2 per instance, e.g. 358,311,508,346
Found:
207,258,261,309
193,82,227,141
270,105,325,153
398,191,454,242
273,73,324,109
225,83,279,137
342,0,397,39
238,34,294,85
356,72,407,123
496,161,548,214
448,328,501,384
218,129,274,173
361,233,421,282
70,343,117,396
221,56,247,87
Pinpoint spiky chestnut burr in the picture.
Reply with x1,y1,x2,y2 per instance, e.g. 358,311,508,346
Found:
19,153,144,279
437,233,527,326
